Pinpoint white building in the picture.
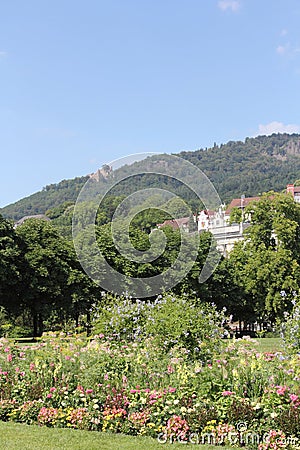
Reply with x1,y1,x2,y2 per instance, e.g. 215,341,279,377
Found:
287,184,300,203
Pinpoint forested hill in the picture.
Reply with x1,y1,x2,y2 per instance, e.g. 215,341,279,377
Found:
2,133,300,220
0,176,89,221
181,133,300,202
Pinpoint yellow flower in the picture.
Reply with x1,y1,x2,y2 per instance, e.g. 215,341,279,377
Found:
232,368,238,378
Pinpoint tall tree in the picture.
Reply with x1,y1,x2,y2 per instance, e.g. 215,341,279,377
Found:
16,219,96,336
229,192,300,323
0,215,22,315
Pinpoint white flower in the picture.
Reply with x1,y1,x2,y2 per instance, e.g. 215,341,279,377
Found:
252,403,261,410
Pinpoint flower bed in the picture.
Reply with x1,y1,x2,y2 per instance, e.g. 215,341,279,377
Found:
0,334,300,448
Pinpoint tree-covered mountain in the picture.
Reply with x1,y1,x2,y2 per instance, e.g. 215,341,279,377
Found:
0,176,89,221
181,133,300,202
2,133,300,221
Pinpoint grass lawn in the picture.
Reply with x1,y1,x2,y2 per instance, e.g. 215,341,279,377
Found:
0,421,234,450
254,337,282,353
11,336,284,353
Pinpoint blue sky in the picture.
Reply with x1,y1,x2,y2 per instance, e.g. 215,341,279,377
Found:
1,0,300,207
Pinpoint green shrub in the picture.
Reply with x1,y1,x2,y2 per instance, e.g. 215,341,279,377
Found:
92,293,227,361
281,298,300,354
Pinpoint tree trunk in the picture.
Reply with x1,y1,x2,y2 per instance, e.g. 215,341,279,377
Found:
33,311,38,337
86,311,91,337
75,312,79,329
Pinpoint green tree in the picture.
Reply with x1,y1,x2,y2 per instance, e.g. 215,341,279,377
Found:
0,215,22,316
229,192,300,323
16,219,96,336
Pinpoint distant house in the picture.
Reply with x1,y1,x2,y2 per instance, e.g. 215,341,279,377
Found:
287,184,300,203
14,214,51,228
194,205,247,255
155,184,300,256
196,210,216,231
156,217,190,232
195,205,228,232
210,222,251,256
225,196,260,216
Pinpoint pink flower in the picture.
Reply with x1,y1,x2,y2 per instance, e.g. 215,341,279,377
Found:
65,355,71,360
290,394,299,403
29,363,35,371
167,365,175,374
222,390,235,396
47,394,52,398
4,347,10,353
86,389,93,394
76,385,84,393
276,385,288,395
166,415,190,439
7,354,13,362
104,374,109,380
50,387,56,393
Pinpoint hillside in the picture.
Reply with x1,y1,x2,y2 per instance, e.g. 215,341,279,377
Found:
2,133,300,221
181,133,300,202
0,176,89,221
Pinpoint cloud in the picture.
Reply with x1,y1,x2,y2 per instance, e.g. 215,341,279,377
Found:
255,121,300,136
276,44,289,55
0,51,7,58
276,42,300,58
218,0,240,12
280,29,288,37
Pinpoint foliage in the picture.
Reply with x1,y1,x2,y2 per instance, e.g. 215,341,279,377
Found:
281,295,300,354
92,293,227,361
0,215,23,315
0,218,98,337
229,192,300,322
0,333,300,448
0,176,88,221
2,134,300,220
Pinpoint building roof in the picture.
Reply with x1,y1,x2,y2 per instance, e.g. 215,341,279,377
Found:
198,209,216,217
157,216,190,230
225,197,260,215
